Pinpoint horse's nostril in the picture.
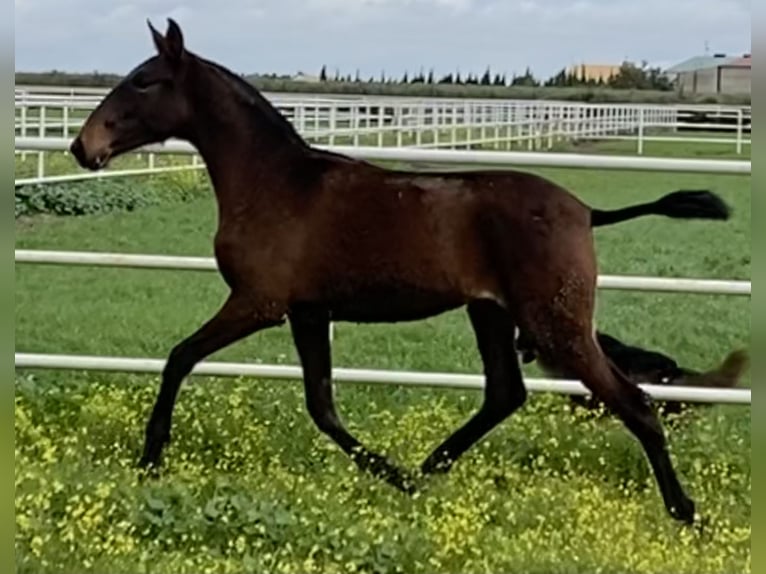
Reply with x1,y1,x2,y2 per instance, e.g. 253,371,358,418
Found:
104,119,116,130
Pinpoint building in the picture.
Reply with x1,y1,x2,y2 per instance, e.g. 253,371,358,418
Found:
664,53,751,95
291,72,321,83
567,63,621,83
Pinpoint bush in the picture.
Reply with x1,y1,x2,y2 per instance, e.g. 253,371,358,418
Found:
15,172,208,219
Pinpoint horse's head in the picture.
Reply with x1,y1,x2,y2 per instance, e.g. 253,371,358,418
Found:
70,18,193,170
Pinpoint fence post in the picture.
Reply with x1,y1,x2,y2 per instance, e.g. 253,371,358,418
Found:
504,104,511,150
329,106,337,146
546,104,554,150
736,109,743,155
20,98,28,160
377,105,384,147
353,104,360,147
415,105,423,147
63,105,70,142
297,103,306,139
637,107,645,155
528,105,535,150
37,106,46,180
535,103,542,150
451,105,457,149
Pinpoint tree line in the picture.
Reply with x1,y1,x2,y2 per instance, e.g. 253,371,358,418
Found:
15,60,673,92
317,60,673,91
20,59,749,105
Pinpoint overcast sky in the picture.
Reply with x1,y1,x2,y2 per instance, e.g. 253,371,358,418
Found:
15,0,751,80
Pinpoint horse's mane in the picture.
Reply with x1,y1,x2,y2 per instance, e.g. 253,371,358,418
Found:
196,55,311,150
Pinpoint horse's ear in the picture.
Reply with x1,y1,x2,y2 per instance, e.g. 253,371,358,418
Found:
164,18,185,63
147,19,165,55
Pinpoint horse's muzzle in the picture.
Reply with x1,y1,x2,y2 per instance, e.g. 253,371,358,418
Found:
70,136,110,171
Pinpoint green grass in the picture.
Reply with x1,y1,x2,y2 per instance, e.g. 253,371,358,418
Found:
15,141,751,573
550,131,750,160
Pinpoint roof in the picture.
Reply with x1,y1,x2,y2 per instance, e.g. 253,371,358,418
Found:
665,55,736,73
567,63,621,81
722,55,751,68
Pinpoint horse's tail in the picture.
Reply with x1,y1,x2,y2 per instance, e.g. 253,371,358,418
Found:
590,190,730,228
676,349,749,388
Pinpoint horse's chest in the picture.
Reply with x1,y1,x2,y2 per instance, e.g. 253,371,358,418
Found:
213,229,296,292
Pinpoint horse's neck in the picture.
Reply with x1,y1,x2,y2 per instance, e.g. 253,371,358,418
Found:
185,69,307,205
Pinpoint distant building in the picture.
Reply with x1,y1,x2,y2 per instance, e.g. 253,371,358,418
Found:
291,72,321,83
567,63,621,83
664,53,751,95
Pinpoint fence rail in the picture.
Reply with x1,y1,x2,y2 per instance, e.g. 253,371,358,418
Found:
15,85,752,186
15,137,752,176
14,249,752,296
14,353,751,405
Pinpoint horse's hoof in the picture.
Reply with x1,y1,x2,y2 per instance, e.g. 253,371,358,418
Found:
379,465,419,495
395,473,420,496
669,496,696,525
137,452,163,480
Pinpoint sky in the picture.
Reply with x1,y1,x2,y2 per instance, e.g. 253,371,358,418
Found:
14,0,751,80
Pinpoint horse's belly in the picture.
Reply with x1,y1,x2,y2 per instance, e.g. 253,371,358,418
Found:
326,284,464,323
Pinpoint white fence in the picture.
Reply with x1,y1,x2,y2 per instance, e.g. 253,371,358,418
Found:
14,135,751,406
15,136,752,175
14,85,751,186
14,353,751,405
14,249,751,296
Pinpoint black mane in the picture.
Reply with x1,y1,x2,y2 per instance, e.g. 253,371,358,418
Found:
197,55,310,150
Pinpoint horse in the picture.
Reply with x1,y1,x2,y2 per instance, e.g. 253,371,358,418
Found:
515,330,748,415
70,18,731,524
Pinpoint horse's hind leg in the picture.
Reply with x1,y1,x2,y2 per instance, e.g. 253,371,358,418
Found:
421,299,526,475
289,307,416,493
532,310,696,524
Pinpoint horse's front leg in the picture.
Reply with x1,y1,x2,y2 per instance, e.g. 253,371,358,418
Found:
139,293,284,470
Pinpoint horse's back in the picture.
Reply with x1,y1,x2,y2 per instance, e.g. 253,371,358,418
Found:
288,160,595,320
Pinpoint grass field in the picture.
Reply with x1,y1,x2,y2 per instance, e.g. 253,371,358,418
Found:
15,140,751,573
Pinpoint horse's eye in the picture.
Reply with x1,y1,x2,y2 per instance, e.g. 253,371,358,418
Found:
132,77,152,90
132,75,169,91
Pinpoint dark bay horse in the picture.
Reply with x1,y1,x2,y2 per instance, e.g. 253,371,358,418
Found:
516,330,748,415
71,19,731,524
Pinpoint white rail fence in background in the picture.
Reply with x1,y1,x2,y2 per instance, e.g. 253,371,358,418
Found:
15,137,752,175
15,135,751,406
15,85,751,186
14,249,751,296
15,353,751,405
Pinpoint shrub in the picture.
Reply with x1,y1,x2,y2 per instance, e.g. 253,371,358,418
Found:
15,172,208,219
